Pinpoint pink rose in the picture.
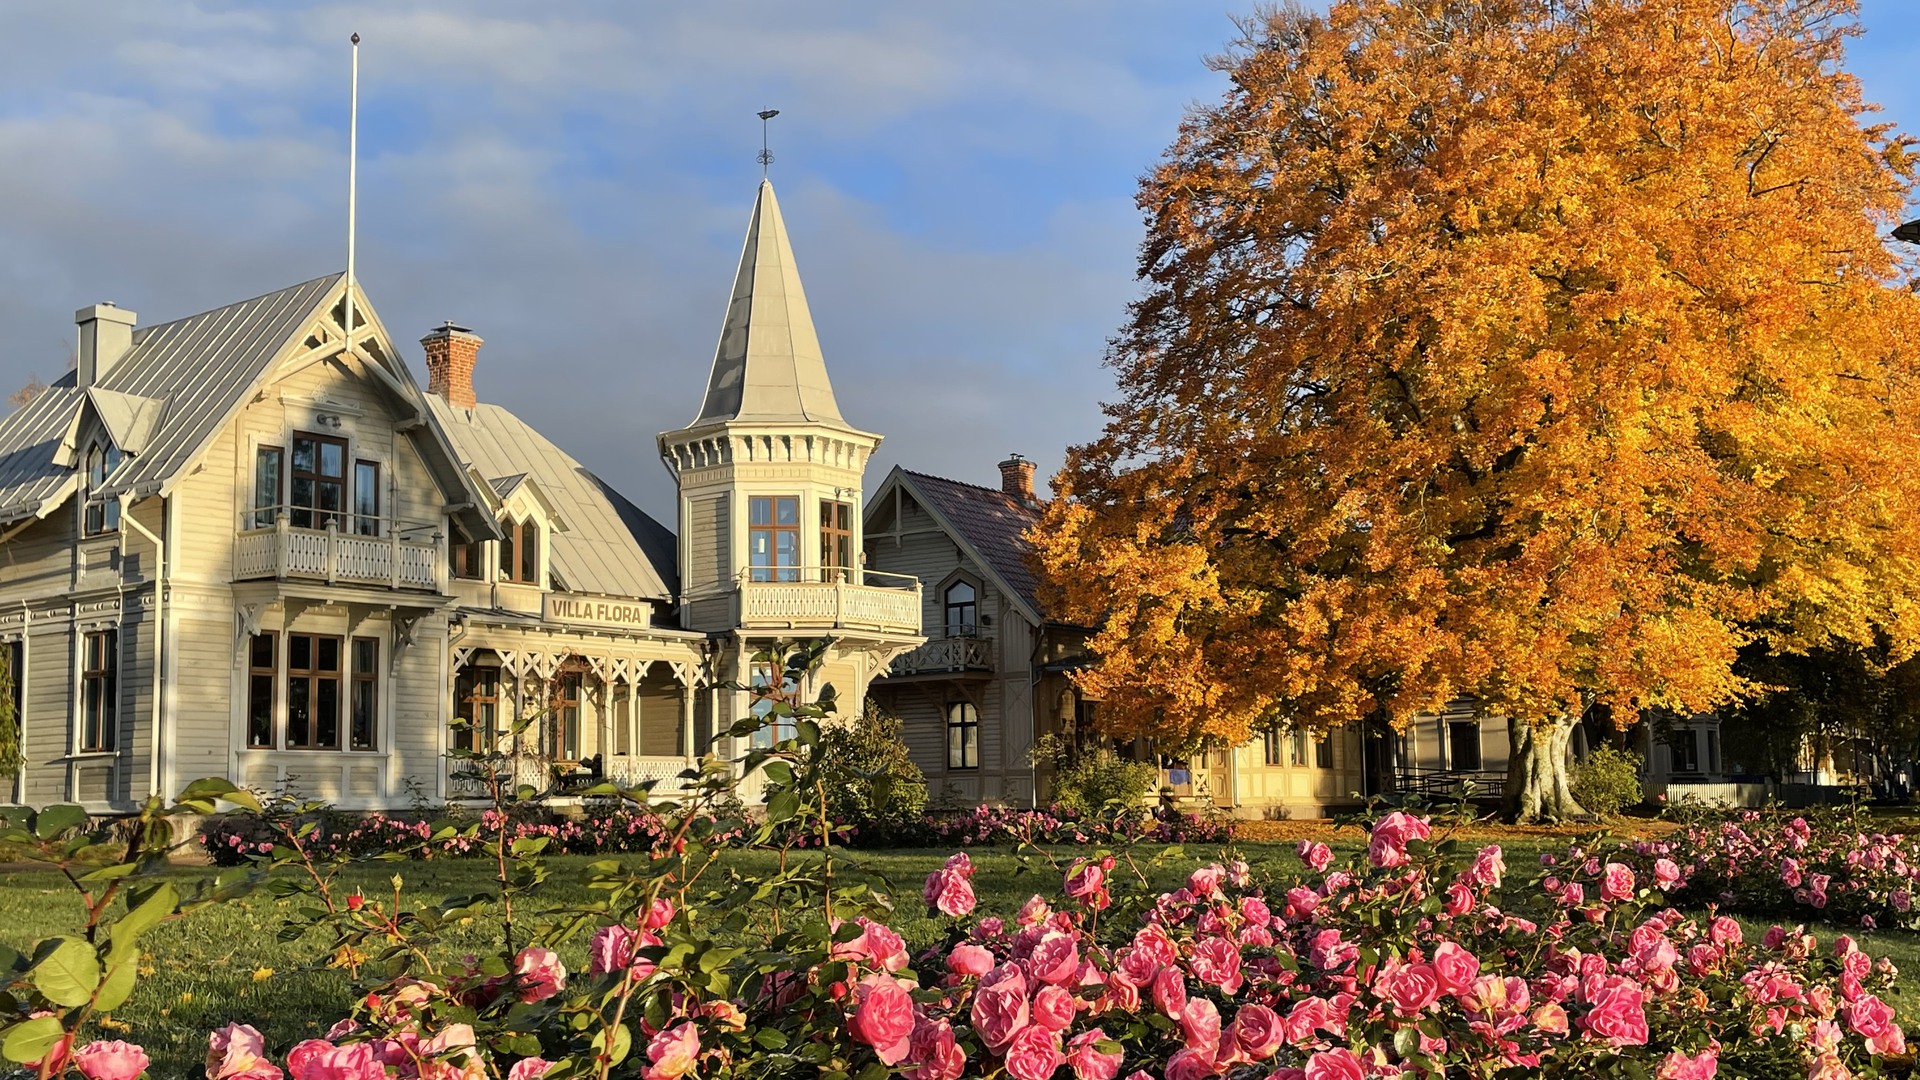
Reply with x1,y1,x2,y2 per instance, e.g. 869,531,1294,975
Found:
1431,941,1480,997
513,946,566,1003
1383,962,1441,1016
1467,844,1506,888
1099,971,1141,1014
1181,997,1222,1059
908,1019,965,1080
1065,1029,1123,1080
74,1040,150,1080
506,1060,553,1080
1164,1048,1216,1080
950,943,997,977
207,1024,281,1080
1709,917,1742,948
1367,812,1432,868
1303,1047,1365,1080
1188,865,1225,897
856,918,910,972
1065,860,1109,909
850,973,917,1065
1230,1003,1284,1060
924,867,977,918
1657,1048,1718,1080
1847,995,1896,1039
1601,864,1636,903
1653,859,1681,891
1532,1003,1570,1036
1152,966,1188,1019
589,924,639,978
1582,976,1649,1047
1189,936,1244,994
1004,1024,1065,1080
641,898,675,930
1298,840,1333,873
289,1042,385,1080
1027,931,1081,986
1444,882,1476,917
1018,896,1053,926
1033,984,1077,1031
972,964,1031,1052
642,1022,700,1080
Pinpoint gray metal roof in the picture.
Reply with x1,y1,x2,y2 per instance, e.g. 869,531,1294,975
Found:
426,395,678,603
690,179,848,428
0,273,341,523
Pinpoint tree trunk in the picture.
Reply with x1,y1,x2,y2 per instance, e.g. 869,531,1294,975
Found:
1503,714,1589,823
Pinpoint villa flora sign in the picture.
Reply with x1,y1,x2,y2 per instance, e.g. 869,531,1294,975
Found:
542,594,652,631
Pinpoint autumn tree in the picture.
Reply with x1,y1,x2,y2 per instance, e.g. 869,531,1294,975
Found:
1034,0,1920,820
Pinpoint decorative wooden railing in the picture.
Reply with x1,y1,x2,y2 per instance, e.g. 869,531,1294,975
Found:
734,568,921,636
890,635,995,676
236,508,443,591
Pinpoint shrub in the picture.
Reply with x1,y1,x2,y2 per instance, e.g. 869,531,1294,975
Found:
1034,734,1159,815
809,700,927,837
1570,744,1644,815
1605,806,1920,930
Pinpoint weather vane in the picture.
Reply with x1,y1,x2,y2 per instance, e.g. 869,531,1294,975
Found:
757,109,780,177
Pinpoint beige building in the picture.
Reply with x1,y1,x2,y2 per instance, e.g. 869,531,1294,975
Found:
0,179,920,812
863,460,1369,819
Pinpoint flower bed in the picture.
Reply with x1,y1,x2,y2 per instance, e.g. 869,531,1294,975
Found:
1602,810,1920,931
166,811,1906,1079
200,804,1232,865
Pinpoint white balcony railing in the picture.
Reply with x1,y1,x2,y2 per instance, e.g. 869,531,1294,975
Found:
733,568,921,636
891,635,995,676
236,507,444,591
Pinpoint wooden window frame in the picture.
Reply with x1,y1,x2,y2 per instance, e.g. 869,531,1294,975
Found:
612,683,633,756
1447,718,1483,772
454,665,500,752
1262,729,1284,767
290,431,349,531
79,630,117,752
251,445,284,529
1670,729,1700,773
1315,734,1334,769
946,700,979,771
819,499,853,582
548,671,583,761
83,444,123,536
285,633,344,750
748,662,797,748
499,518,541,585
450,527,486,580
350,637,378,751
944,580,978,638
352,460,381,537
747,496,801,583
247,632,277,748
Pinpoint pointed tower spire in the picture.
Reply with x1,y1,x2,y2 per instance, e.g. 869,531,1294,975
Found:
691,179,847,427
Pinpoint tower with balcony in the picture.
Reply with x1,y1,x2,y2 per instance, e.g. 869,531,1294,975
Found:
659,180,922,758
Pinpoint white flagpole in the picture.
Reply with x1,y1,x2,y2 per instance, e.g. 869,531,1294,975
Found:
345,32,359,348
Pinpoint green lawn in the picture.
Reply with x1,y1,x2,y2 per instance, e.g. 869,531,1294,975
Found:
1,841,1914,1078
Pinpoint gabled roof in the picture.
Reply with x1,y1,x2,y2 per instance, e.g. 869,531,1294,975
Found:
427,396,677,603
0,273,498,540
0,274,340,524
690,179,847,428
870,466,1047,624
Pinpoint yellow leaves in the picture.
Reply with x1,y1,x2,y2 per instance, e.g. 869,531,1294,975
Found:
1038,0,1920,749
252,967,275,982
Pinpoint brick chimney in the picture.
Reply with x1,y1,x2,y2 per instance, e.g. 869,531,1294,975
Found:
421,322,482,408
998,454,1038,506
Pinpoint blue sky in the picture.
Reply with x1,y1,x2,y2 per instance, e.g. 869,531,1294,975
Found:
3,1,1918,521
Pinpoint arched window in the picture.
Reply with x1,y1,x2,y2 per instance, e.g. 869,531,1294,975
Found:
944,581,977,637
83,443,123,536
499,517,541,585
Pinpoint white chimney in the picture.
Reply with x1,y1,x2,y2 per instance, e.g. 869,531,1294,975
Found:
75,303,137,388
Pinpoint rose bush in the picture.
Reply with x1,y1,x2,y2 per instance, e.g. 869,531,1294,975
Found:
1601,809,1920,931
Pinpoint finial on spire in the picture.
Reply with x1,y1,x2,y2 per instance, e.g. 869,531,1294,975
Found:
757,109,780,178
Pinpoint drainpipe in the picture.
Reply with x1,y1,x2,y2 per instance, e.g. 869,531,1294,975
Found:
120,494,165,803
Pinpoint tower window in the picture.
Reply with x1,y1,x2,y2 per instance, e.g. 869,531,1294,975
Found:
748,496,801,582
820,499,853,581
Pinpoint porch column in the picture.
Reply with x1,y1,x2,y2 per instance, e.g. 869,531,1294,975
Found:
680,679,696,764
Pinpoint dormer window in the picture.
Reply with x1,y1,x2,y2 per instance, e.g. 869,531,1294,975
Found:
944,580,977,637
83,443,123,536
500,517,541,585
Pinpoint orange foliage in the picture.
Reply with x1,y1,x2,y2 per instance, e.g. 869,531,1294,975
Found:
1035,0,1920,749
